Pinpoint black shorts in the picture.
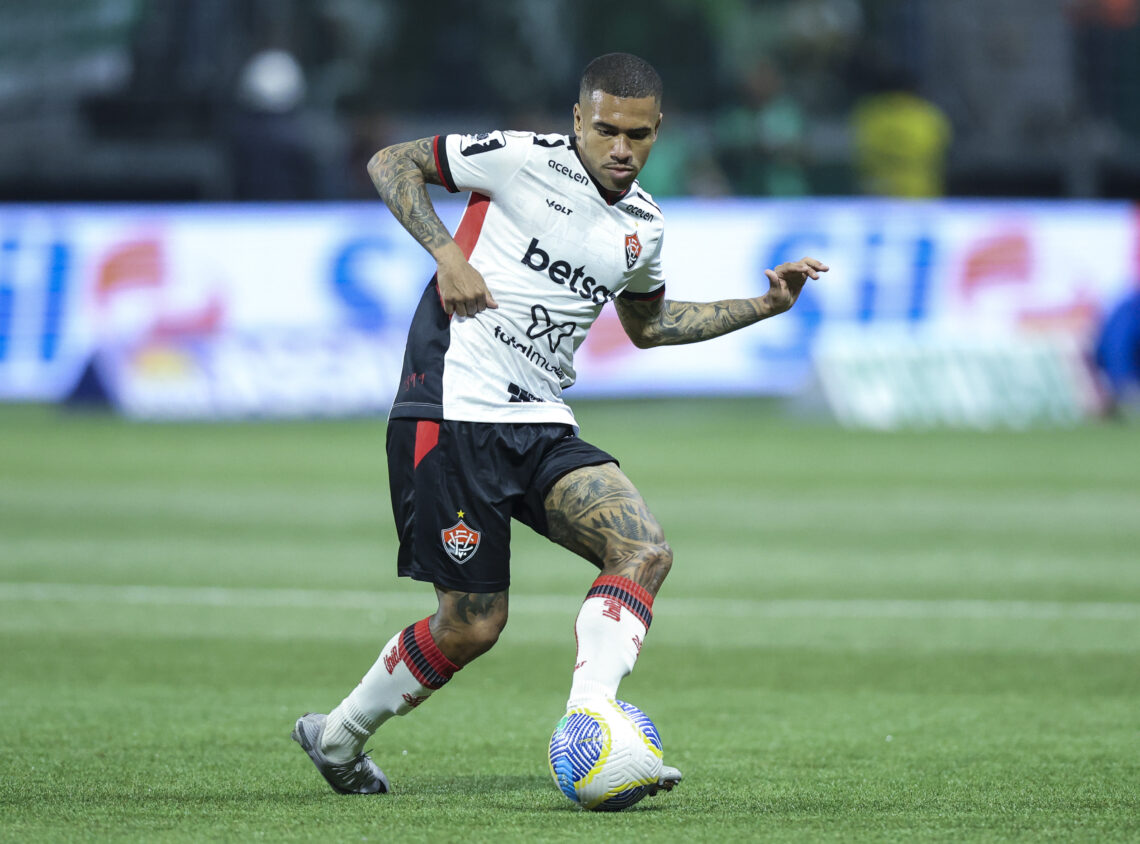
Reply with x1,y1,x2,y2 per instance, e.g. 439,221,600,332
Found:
386,419,617,592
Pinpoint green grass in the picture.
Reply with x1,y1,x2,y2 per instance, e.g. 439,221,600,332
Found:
1,400,1138,842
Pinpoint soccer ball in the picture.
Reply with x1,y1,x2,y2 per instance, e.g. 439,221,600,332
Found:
548,698,663,811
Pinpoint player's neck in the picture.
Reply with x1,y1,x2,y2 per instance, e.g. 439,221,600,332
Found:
569,137,631,206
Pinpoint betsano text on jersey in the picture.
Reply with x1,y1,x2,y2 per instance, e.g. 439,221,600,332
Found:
520,238,615,304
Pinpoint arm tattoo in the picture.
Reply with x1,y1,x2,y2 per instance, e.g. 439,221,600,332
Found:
616,296,765,349
367,137,453,255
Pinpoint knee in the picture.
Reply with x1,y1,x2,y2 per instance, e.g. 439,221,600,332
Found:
641,540,673,586
461,612,507,657
430,600,508,667
606,540,673,594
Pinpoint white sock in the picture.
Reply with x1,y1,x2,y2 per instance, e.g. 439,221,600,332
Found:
320,617,458,762
567,575,654,707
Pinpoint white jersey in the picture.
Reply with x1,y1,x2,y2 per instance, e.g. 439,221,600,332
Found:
389,130,666,427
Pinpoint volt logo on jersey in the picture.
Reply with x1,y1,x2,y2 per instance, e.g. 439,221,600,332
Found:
441,515,481,563
625,232,642,270
526,304,576,352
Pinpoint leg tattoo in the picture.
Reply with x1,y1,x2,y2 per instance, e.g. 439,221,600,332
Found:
544,463,672,595
429,587,509,666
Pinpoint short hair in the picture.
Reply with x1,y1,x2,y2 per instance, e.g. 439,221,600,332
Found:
579,53,662,104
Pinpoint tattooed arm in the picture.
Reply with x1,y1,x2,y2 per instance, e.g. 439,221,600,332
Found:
367,138,497,317
615,256,828,348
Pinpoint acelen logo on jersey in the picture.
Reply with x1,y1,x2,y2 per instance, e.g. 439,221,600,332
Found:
520,238,614,304
622,203,655,223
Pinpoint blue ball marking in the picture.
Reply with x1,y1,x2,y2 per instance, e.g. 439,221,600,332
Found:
552,755,578,801
616,700,662,750
549,711,607,802
598,785,651,811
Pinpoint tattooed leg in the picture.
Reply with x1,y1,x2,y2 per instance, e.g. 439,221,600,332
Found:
429,587,509,667
552,463,669,706
545,463,673,596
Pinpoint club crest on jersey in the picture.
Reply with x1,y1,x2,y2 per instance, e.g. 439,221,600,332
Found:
625,232,642,269
441,517,481,563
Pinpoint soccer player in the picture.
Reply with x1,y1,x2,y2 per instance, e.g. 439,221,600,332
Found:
292,52,828,796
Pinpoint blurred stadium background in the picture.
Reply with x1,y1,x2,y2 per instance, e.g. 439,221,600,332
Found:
1,0,1138,422
3,3,1140,838
3,0,1140,202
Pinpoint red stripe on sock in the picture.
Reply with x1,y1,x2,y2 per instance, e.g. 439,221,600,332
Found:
413,617,459,679
591,574,654,618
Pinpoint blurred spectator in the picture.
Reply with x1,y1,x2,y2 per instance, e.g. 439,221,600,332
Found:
715,58,809,196
634,122,731,198
223,49,319,200
2,0,1139,200
704,0,863,115
1069,0,1140,136
125,0,257,131
781,0,864,113
921,0,1079,193
1095,288,1140,414
850,64,951,197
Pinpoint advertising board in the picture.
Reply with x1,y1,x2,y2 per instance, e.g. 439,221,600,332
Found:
1,199,1135,422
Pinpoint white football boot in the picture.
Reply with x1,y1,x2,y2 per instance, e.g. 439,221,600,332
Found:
649,765,683,795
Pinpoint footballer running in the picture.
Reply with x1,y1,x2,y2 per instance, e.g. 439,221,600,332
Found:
292,52,828,797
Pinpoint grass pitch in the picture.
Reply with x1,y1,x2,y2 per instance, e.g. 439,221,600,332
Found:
1,400,1138,842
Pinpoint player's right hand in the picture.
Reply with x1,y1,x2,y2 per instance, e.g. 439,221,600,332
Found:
761,256,828,315
436,253,499,318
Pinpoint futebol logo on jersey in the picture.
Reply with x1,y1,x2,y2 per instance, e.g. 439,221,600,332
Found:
625,232,642,270
441,515,481,563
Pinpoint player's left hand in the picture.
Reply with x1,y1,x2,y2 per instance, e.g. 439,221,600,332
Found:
762,256,828,315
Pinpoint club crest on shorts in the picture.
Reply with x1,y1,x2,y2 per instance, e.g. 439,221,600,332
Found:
624,232,642,269
441,516,481,563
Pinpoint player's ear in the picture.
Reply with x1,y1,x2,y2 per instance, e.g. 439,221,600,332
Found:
573,102,582,137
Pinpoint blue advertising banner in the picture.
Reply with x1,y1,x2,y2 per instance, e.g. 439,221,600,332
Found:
1,199,1135,419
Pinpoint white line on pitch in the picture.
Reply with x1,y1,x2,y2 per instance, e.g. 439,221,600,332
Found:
1,582,1138,621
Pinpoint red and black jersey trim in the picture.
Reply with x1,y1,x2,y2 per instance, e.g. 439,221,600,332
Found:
587,575,654,629
634,189,662,213
401,618,459,690
433,135,459,193
618,286,665,302
390,278,450,420
390,191,491,421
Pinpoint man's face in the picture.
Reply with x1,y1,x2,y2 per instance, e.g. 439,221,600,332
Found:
573,90,661,192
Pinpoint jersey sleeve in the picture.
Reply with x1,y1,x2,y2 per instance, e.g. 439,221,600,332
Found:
434,131,531,196
620,229,666,301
